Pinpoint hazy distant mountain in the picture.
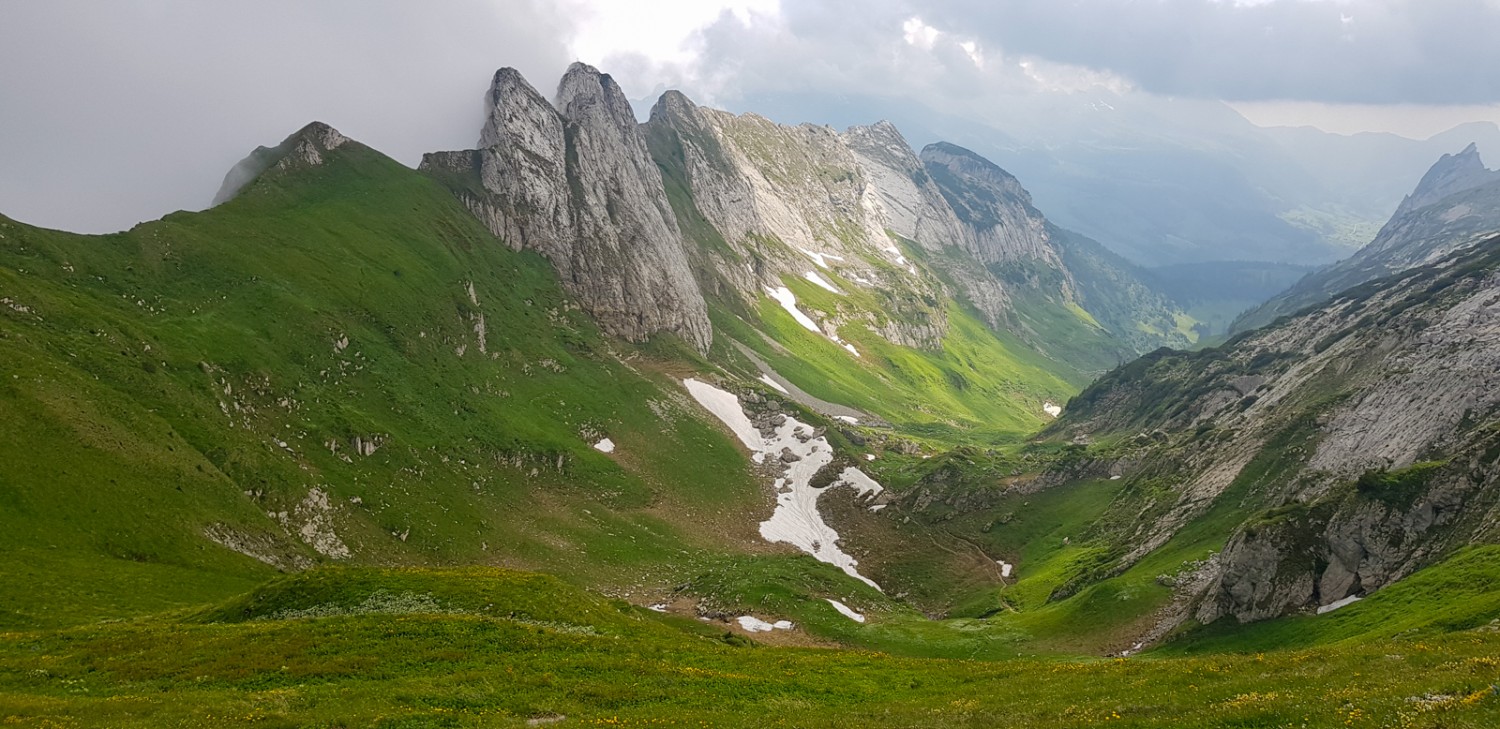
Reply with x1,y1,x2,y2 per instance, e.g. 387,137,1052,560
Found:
1235,143,1500,333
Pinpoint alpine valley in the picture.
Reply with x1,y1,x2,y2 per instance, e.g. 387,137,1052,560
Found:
3,63,1500,728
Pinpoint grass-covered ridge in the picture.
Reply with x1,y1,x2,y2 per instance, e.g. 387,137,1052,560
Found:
0,134,779,630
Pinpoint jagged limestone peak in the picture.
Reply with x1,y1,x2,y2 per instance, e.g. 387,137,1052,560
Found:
479,67,561,151
422,64,712,352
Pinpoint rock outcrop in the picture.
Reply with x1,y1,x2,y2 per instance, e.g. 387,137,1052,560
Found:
421,64,711,351
1053,236,1500,630
644,92,949,348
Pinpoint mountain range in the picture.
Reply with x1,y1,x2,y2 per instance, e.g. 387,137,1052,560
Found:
3,61,1500,727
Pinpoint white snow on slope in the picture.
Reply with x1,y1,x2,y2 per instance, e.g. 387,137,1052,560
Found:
826,598,866,623
758,373,789,394
766,286,821,334
593,438,615,453
766,285,859,357
885,245,908,266
834,415,859,424
684,378,765,461
1317,595,1362,615
684,378,884,590
1043,401,1063,418
737,615,794,632
803,271,841,294
997,560,1014,579
834,467,883,498
798,248,845,269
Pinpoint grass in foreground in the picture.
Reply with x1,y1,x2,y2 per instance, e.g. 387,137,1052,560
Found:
3,566,1499,728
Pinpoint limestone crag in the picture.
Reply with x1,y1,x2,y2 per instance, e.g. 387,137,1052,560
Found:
919,142,1069,272
421,64,711,351
841,124,1012,328
644,92,949,348
1053,238,1500,632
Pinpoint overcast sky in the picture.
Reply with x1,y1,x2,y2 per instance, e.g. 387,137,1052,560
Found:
3,0,1499,233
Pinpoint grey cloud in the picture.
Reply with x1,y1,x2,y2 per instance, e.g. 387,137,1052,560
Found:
921,0,1500,105
0,0,574,233
660,0,1500,110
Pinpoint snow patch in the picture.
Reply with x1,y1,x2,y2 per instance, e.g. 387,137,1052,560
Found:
884,245,908,266
834,415,859,425
766,286,821,334
684,379,885,590
803,271,841,294
648,603,667,613
834,467,884,498
684,379,766,462
869,504,886,512
1317,595,1362,615
1043,401,1063,418
997,560,1014,579
798,248,845,269
593,438,615,453
826,598,866,623
766,286,859,357
864,453,876,461
737,615,795,632
758,373,789,394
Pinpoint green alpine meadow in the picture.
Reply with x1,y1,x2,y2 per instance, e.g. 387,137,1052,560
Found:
4,5,1500,727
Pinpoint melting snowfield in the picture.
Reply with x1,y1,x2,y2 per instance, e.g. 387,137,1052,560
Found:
826,598,866,623
765,285,860,357
737,615,795,632
803,270,841,294
758,373,789,394
766,286,822,334
683,378,884,590
1043,401,1063,418
1317,595,1362,615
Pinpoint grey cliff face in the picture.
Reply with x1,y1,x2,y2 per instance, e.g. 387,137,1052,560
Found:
919,142,1068,271
1056,239,1500,634
421,64,711,351
644,92,949,348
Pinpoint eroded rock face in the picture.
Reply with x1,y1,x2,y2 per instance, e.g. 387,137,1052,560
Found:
421,64,711,351
644,92,949,348
1058,242,1500,633
920,142,1068,272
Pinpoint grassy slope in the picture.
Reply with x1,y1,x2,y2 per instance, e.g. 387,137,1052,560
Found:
0,141,777,630
713,266,1081,445
2,566,1498,728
